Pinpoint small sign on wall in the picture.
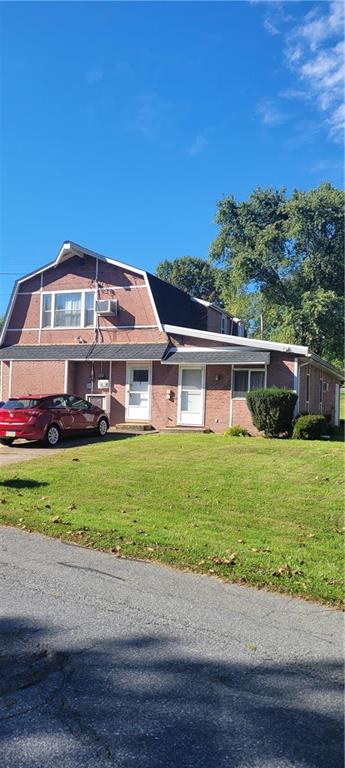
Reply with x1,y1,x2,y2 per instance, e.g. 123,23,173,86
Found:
98,379,110,389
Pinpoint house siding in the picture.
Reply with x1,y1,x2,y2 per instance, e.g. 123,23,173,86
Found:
10,360,65,397
3,254,160,347
1,248,342,434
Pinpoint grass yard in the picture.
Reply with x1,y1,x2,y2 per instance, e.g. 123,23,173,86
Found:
0,433,343,606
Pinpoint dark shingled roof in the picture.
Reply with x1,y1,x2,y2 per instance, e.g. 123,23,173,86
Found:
162,347,270,364
146,273,208,330
146,273,243,334
0,344,168,361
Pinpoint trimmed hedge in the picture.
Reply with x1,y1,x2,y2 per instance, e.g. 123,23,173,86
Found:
246,388,297,438
224,425,249,437
292,414,328,440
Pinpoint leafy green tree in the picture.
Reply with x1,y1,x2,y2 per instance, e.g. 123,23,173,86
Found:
156,256,222,303
209,183,344,364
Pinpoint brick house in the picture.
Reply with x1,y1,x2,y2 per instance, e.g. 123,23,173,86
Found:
0,241,343,433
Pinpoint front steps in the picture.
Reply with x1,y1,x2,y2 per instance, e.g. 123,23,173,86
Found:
114,423,156,432
160,427,212,434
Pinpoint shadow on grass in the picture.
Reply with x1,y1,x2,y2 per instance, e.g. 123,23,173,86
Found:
0,616,343,768
1,478,49,489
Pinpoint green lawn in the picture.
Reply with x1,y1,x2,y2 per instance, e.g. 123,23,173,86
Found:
0,434,343,606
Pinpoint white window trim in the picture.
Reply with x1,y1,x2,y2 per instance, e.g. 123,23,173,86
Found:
40,289,96,330
177,365,206,427
125,362,152,422
221,315,227,334
232,367,266,400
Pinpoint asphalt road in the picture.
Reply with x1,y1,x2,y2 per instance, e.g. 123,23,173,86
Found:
0,527,343,768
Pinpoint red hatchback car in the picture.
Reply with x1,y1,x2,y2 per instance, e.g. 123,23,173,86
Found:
0,394,109,447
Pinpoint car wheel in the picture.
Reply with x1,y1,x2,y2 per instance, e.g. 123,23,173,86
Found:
44,424,61,447
0,438,15,446
97,417,108,437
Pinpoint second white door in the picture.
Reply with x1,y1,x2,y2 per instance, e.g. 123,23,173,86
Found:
179,367,205,426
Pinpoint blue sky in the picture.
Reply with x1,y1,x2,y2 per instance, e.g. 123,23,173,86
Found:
0,1,343,314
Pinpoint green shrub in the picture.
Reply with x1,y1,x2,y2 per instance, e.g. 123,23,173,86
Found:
292,414,328,440
224,425,249,437
246,388,297,438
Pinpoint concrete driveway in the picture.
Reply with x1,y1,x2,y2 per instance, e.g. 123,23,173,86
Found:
0,527,343,768
0,432,139,467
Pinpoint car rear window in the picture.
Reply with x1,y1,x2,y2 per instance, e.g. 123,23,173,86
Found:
2,398,41,409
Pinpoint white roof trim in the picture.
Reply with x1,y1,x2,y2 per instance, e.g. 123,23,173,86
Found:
191,296,233,317
163,324,309,355
0,241,163,345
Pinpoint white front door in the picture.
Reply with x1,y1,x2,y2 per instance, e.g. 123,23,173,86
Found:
179,367,205,426
126,365,151,421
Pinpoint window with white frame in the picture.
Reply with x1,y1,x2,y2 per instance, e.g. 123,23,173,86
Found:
41,291,95,328
221,315,227,334
232,369,265,398
84,292,95,326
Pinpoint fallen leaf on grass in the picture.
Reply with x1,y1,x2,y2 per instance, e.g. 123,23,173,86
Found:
50,515,61,524
209,553,237,566
273,563,304,578
68,503,76,511
237,539,245,544
111,545,122,554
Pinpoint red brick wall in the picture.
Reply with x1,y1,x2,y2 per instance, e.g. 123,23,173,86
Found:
231,399,260,436
170,334,231,349
296,363,338,420
10,361,65,397
3,255,159,346
266,353,295,388
204,366,231,431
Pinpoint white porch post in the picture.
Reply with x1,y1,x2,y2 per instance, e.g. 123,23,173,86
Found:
64,360,69,392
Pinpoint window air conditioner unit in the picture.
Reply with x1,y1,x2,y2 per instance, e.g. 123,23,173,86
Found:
95,299,118,316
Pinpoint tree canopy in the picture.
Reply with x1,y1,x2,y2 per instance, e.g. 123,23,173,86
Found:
209,183,344,367
156,256,222,304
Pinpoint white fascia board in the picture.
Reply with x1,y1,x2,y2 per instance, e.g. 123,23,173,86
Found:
0,282,19,346
59,241,147,278
191,297,232,316
163,324,309,356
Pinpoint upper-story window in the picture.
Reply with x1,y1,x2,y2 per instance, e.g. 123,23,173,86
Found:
221,315,227,334
41,291,95,328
